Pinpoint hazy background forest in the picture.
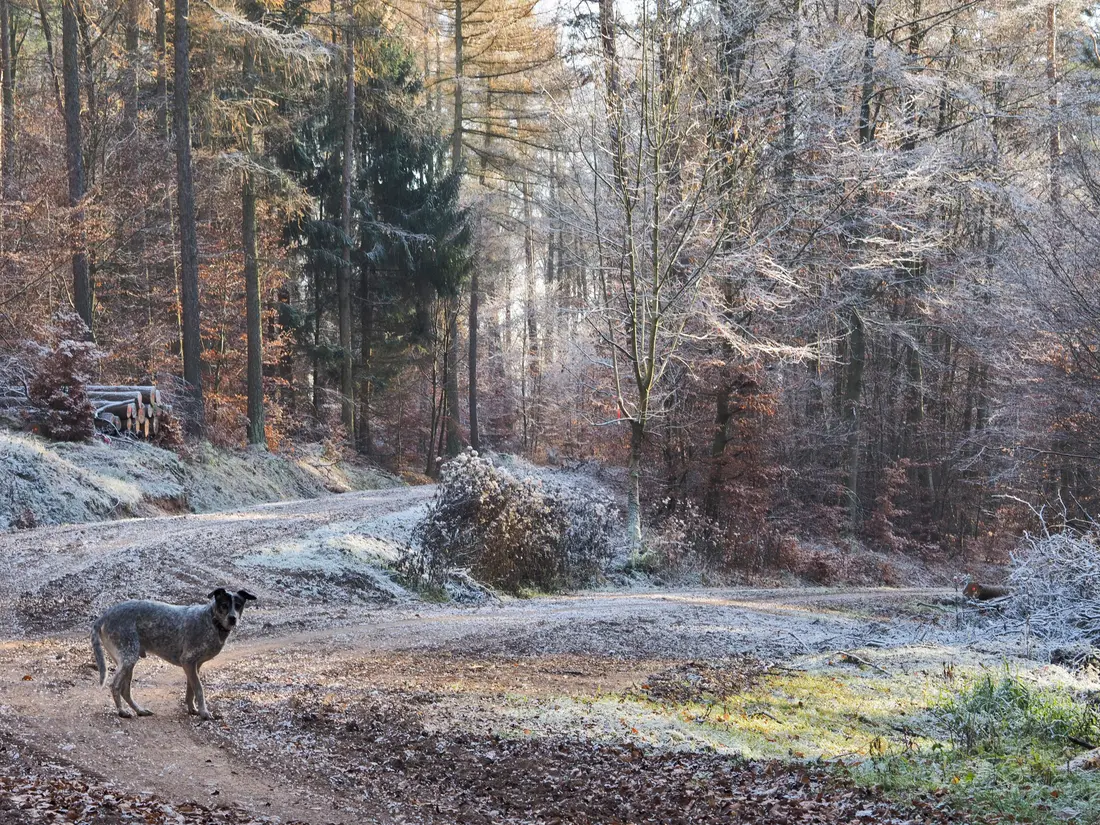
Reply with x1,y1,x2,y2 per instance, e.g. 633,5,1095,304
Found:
0,0,1096,570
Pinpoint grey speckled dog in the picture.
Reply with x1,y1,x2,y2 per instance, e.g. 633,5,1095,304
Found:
91,588,256,720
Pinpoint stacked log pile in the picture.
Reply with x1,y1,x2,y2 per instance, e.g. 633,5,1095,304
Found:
87,386,172,437
0,384,172,438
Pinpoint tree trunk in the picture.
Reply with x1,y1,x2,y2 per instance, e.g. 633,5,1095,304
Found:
858,0,877,145
705,383,733,517
242,40,264,447
123,0,140,139
74,2,98,186
627,420,644,559
779,0,801,186
1047,2,1060,206
445,303,462,456
843,310,866,529
338,15,355,438
452,0,462,170
357,264,373,455
312,274,323,416
174,0,204,433
243,171,265,446
62,0,91,334
468,270,479,451
156,0,168,137
37,0,64,117
0,0,14,197
522,172,538,452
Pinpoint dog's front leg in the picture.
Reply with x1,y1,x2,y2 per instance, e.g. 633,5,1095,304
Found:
184,663,213,720
184,675,196,715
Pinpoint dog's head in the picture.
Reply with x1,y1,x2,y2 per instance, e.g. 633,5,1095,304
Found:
208,588,257,632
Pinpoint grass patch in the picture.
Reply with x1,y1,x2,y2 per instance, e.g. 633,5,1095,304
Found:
601,660,1100,825
633,665,934,760
903,669,1100,824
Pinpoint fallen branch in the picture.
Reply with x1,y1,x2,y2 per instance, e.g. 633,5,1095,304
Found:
835,650,893,676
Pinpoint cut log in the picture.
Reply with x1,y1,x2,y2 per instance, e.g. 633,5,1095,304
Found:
87,391,144,405
87,385,160,405
94,412,122,431
95,401,135,420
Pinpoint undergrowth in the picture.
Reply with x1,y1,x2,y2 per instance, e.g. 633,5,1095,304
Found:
404,449,617,594
608,661,1100,825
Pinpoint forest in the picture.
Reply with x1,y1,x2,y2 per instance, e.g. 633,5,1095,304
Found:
0,0,1095,567
6,2,1100,823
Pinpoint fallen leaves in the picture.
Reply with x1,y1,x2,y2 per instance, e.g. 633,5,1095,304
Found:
0,743,309,825
207,687,973,825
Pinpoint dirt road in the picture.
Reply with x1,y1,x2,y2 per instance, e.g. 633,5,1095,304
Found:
0,489,974,825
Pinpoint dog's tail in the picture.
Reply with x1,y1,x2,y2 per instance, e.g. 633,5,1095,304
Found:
91,621,106,686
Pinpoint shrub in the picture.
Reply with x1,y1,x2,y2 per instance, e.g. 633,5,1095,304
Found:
936,670,1100,755
27,313,102,442
634,501,726,576
1008,524,1100,648
405,449,616,593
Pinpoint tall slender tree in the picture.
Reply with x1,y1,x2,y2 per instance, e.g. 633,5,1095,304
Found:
174,0,205,432
62,0,91,334
0,0,15,196
339,4,356,437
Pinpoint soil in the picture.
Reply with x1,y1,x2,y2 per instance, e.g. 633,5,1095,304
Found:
0,487,996,824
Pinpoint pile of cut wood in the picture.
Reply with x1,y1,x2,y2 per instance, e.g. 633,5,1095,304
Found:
88,385,172,437
0,384,172,438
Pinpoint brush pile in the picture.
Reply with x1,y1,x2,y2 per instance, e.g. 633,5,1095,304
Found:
1008,525,1100,649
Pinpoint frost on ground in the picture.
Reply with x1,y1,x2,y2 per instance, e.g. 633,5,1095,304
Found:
0,485,435,636
0,470,1092,824
0,430,402,532
0,589,999,825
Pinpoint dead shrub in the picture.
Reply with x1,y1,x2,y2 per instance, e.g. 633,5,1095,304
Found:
405,449,617,593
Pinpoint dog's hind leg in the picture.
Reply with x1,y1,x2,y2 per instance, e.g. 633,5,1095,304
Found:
120,665,153,717
110,661,136,718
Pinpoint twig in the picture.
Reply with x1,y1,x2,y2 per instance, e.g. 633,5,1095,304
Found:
782,629,813,654
835,650,893,676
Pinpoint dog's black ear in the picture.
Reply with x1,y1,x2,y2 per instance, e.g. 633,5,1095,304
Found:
207,587,229,601
238,590,257,602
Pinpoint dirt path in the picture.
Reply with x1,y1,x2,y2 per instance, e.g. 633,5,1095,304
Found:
0,587,966,824
0,485,437,636
0,489,977,824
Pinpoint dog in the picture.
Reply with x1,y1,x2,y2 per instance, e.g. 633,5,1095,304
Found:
91,588,256,720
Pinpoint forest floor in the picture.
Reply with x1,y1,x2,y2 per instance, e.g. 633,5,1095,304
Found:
0,488,1093,825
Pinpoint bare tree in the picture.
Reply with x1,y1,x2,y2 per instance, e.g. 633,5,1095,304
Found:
175,0,205,432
